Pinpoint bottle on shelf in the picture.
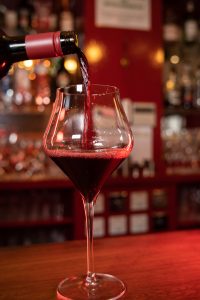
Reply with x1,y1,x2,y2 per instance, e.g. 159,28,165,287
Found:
59,0,74,31
183,0,199,44
164,65,181,107
17,1,35,34
3,10,19,36
180,63,194,109
0,30,78,79
31,1,55,33
193,65,200,108
163,7,182,44
163,7,183,63
0,68,13,109
33,60,51,111
13,66,33,109
56,58,71,88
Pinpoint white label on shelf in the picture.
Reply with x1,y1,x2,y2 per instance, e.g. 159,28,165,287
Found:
130,214,149,233
95,193,105,214
94,217,105,238
132,102,157,127
95,0,151,31
108,215,127,236
130,191,148,211
129,126,153,164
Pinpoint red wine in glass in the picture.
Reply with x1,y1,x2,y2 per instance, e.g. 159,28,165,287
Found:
50,149,126,203
43,45,133,299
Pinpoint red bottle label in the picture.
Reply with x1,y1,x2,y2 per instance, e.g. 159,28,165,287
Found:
25,31,63,59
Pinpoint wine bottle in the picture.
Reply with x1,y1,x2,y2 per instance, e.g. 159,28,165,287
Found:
181,63,194,109
184,0,199,44
17,1,34,34
165,65,181,107
59,0,74,31
193,65,200,108
163,7,182,44
0,30,78,79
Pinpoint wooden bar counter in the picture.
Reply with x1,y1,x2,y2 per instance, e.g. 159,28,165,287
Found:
1,230,200,299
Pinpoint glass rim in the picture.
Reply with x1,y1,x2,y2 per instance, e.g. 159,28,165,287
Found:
57,84,119,96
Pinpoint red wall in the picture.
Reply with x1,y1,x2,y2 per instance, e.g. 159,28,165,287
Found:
84,0,163,103
84,0,163,173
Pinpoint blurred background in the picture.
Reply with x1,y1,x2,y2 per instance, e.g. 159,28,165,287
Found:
0,0,200,247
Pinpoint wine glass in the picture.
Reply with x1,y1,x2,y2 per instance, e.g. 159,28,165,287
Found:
43,84,133,300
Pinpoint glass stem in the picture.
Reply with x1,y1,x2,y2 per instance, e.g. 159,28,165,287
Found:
84,200,96,285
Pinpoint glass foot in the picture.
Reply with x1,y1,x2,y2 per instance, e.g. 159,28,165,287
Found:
57,273,126,300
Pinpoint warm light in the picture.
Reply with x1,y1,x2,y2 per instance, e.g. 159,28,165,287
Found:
166,79,174,90
154,49,164,65
64,57,78,74
24,60,33,68
85,40,105,64
29,73,36,80
56,131,63,142
35,96,43,106
170,55,180,64
43,97,50,105
18,60,34,70
43,59,51,68
18,62,24,69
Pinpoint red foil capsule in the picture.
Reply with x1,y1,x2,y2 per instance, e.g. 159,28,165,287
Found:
25,31,63,59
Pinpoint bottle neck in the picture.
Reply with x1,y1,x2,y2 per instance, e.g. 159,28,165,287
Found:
60,31,78,55
7,31,78,62
7,35,28,62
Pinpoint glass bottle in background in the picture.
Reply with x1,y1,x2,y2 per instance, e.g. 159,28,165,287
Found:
163,7,183,65
17,1,35,34
0,68,14,110
181,63,194,109
193,65,200,108
33,60,51,111
71,0,85,48
13,66,33,110
163,7,182,44
165,65,181,107
0,4,6,29
56,59,71,87
51,53,80,97
3,10,19,36
183,0,199,44
59,0,74,31
32,1,54,33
